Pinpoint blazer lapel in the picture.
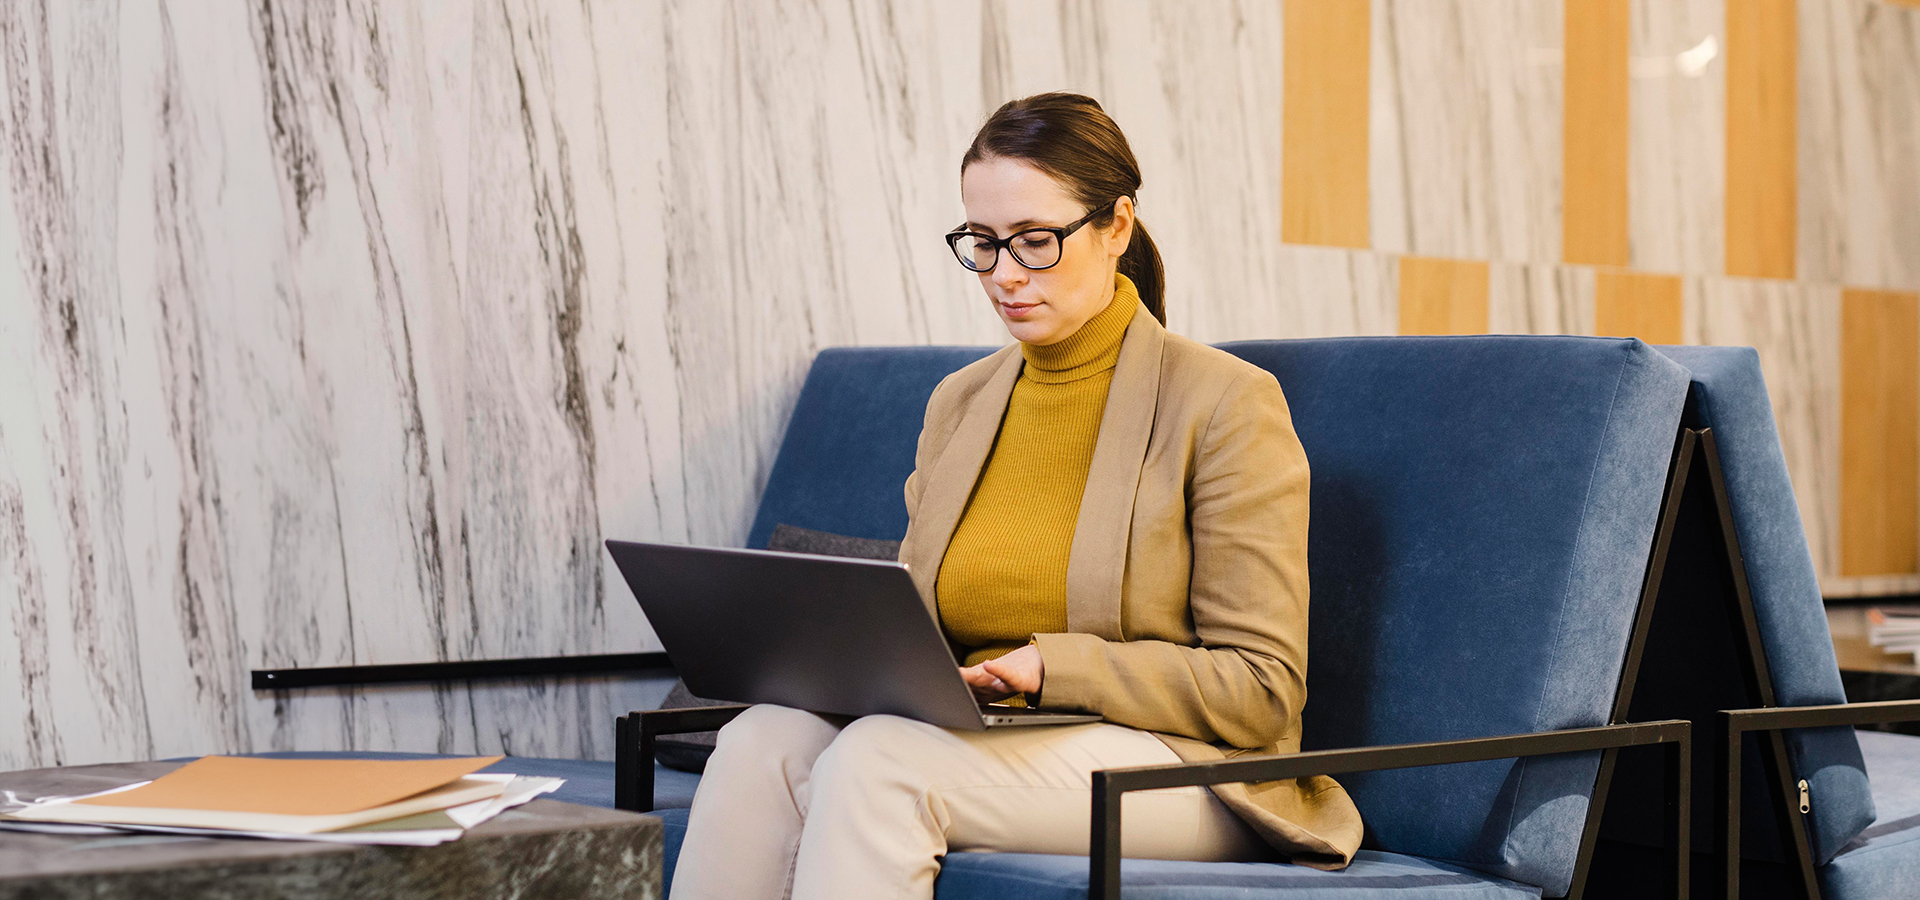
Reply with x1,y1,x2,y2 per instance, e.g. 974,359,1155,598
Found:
1065,304,1165,641
899,346,1024,613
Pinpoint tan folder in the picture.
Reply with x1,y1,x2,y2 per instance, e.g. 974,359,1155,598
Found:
10,756,505,834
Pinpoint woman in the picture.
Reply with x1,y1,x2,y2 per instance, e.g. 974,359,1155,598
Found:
672,93,1363,900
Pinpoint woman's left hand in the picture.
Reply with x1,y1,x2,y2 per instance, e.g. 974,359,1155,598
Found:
959,643,1045,702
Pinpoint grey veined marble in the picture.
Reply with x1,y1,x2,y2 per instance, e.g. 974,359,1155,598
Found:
0,761,661,900
1,0,1915,768
0,0,1320,768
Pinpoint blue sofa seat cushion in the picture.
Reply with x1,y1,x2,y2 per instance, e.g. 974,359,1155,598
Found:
1820,730,1920,900
648,806,1540,899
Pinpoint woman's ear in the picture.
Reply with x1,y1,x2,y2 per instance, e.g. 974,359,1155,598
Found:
1104,195,1136,261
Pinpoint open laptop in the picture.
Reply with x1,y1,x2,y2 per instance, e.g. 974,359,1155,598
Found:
605,540,1101,730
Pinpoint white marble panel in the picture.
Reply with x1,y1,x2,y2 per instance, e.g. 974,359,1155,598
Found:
1185,245,1396,342
1629,0,1725,276
1800,0,1920,290
1,0,1910,770
1371,0,1563,264
1686,276,1842,583
1487,263,1596,335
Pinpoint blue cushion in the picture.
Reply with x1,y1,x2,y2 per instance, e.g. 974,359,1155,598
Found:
656,806,691,891
1220,336,1689,895
651,806,1538,900
934,850,1542,899
746,346,995,548
1819,731,1920,899
206,752,698,812
1652,346,1874,863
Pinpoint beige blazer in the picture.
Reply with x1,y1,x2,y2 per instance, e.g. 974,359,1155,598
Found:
900,302,1364,868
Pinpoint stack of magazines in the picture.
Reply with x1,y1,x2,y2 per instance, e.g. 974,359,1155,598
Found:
0,756,561,846
1867,606,1920,663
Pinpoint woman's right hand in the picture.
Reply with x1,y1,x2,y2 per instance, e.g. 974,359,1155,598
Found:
959,644,1044,704
959,662,1016,703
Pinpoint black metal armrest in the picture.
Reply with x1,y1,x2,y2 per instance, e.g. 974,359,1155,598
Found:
1716,699,1920,900
614,704,751,812
1087,720,1693,900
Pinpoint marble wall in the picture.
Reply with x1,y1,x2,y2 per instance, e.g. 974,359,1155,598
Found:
0,0,1915,767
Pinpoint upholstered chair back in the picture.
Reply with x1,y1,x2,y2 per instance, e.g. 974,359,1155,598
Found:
1643,346,1874,864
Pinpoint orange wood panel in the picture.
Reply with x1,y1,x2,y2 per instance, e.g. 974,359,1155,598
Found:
1397,257,1490,335
1593,271,1684,345
1562,0,1631,267
1726,0,1797,278
1840,289,1920,576
1281,0,1370,248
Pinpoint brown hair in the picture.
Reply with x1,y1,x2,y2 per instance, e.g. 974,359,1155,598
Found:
961,93,1165,324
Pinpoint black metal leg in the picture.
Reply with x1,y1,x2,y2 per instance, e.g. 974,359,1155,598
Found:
1719,714,1741,900
1666,733,1691,900
615,713,638,812
1089,770,1121,900
636,715,659,813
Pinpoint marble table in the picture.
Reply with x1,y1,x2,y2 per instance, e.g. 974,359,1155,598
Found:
0,760,662,900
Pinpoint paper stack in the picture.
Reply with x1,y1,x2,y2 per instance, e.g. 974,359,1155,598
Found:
1867,606,1920,663
0,756,563,846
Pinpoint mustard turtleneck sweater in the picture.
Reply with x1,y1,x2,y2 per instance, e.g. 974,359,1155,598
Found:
937,275,1140,668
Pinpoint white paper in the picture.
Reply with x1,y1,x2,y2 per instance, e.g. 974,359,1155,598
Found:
0,774,565,847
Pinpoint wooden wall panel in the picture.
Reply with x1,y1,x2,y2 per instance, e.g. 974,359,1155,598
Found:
1840,289,1920,576
1594,271,1684,344
1726,0,1798,278
1282,0,1370,248
1563,0,1631,266
1398,256,1491,335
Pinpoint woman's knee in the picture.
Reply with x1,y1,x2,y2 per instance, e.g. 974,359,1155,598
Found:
708,704,841,771
808,714,949,788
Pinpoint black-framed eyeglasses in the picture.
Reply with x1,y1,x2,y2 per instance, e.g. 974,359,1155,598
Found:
944,204,1110,273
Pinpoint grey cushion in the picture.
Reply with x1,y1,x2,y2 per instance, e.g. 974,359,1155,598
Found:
768,522,902,560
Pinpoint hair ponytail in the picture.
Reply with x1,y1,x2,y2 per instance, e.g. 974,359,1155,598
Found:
1117,218,1165,324
963,93,1166,324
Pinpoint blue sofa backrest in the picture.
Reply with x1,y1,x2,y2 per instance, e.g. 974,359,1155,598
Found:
752,336,1690,894
747,346,995,550
1222,336,1687,893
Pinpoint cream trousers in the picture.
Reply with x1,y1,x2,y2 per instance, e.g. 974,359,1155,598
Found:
669,704,1267,900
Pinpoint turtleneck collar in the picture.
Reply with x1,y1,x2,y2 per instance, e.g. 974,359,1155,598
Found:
1019,274,1140,384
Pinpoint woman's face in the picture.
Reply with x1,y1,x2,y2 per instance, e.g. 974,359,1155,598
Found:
959,157,1135,346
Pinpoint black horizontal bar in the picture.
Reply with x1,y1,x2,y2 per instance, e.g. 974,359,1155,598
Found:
634,704,751,735
1096,720,1691,794
251,652,675,690
1723,698,1920,732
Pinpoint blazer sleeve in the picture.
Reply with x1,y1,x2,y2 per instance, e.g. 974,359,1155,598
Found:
1032,369,1311,748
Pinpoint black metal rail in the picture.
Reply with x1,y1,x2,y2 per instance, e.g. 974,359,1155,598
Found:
1088,720,1693,900
251,652,674,690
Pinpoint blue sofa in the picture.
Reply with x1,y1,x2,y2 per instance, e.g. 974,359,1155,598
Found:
630,335,1706,898
249,337,1920,898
